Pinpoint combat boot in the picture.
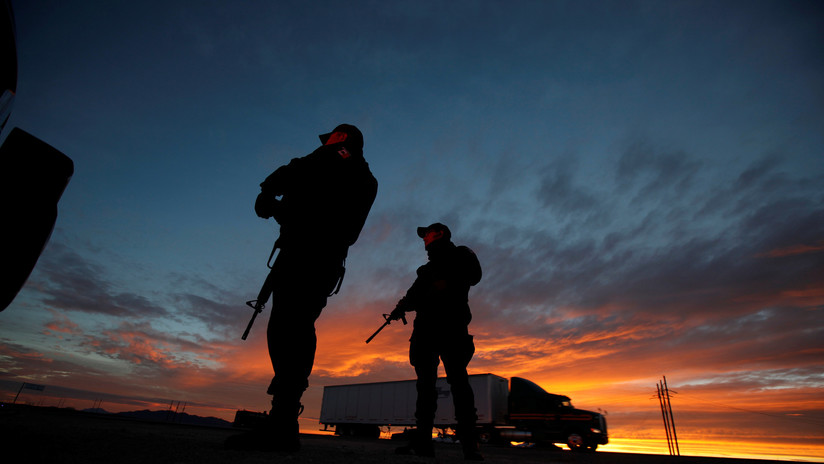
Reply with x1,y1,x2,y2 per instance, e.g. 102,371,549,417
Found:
457,425,484,461
268,400,303,452
461,440,484,461
395,425,435,457
224,402,302,452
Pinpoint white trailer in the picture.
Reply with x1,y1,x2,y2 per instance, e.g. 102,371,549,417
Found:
320,373,508,436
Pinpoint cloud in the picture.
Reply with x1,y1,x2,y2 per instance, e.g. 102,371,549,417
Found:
762,240,824,258
43,309,82,337
172,292,247,338
0,341,53,375
616,141,701,202
537,157,600,216
32,243,169,318
325,140,824,421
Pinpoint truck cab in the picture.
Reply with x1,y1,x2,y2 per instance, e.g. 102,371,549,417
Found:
507,377,608,452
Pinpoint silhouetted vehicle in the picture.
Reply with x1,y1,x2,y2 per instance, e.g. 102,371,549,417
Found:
1,0,16,132
1,0,74,312
319,373,608,452
232,409,269,429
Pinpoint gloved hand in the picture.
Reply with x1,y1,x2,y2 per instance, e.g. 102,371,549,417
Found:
389,306,405,321
389,298,410,321
254,193,282,221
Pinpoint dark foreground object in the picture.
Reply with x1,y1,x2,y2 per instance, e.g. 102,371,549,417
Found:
0,128,73,311
0,405,794,464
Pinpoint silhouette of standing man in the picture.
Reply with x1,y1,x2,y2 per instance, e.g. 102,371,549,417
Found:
390,223,484,461
227,124,377,452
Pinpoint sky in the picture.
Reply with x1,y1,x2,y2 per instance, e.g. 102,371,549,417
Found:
1,0,823,460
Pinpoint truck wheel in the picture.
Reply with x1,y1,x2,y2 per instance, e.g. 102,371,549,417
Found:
338,424,380,439
567,433,584,452
359,425,381,439
478,429,492,444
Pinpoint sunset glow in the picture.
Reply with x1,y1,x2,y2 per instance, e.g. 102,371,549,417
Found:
2,0,822,462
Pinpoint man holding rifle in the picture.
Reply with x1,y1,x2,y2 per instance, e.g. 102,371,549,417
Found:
227,124,377,452
388,223,484,461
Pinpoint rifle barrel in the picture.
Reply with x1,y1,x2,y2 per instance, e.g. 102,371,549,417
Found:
242,311,258,340
365,320,390,344
241,300,263,340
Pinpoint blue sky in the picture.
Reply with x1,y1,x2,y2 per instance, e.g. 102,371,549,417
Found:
2,0,823,459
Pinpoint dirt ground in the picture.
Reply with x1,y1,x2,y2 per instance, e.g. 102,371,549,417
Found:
0,405,796,464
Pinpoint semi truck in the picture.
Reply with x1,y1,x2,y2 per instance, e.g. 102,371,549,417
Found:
319,373,608,452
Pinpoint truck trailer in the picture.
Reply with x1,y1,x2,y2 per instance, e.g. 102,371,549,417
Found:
319,373,608,452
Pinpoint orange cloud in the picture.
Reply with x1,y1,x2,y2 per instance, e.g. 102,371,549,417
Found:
42,309,82,338
761,240,824,258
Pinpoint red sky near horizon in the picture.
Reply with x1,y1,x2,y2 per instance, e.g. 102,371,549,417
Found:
4,238,823,461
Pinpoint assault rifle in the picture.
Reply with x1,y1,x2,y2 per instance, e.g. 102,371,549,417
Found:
365,311,407,344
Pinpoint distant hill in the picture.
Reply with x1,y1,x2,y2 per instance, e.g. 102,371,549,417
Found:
83,407,110,415
81,407,232,428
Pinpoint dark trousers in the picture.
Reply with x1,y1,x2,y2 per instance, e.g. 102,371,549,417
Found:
266,248,342,406
410,331,478,436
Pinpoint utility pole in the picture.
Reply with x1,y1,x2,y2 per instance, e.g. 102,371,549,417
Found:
664,376,680,456
657,376,680,456
13,382,46,404
166,400,176,422
657,381,673,455
92,398,104,411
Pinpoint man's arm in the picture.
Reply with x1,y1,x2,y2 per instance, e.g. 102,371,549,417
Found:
260,156,307,196
389,265,429,320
